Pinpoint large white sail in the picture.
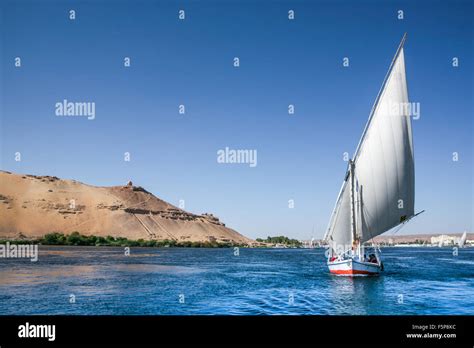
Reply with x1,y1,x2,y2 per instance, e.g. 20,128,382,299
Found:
354,45,415,242
324,36,415,252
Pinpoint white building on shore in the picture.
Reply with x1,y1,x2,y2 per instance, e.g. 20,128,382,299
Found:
431,234,468,246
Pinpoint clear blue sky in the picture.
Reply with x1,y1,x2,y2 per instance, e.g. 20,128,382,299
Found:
1,0,472,240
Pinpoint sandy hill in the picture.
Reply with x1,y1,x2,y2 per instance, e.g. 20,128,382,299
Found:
0,171,253,245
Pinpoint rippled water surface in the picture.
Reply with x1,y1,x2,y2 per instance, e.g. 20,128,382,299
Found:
0,246,473,315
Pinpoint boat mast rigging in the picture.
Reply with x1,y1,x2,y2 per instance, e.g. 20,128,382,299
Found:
349,159,358,251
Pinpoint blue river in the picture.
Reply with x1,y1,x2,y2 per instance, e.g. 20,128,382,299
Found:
0,246,473,315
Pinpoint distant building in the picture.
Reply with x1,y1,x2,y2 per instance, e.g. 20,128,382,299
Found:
431,234,457,246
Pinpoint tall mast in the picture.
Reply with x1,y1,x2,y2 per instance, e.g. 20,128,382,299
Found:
349,160,357,250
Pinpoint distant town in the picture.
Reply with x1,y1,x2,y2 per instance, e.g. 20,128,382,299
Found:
292,233,473,249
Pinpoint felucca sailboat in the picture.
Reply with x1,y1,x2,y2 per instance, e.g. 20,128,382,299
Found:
323,34,422,276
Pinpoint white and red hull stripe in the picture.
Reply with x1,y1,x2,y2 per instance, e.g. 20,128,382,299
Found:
328,258,381,276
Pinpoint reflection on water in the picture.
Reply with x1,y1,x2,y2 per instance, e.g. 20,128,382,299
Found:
0,263,203,287
0,246,473,315
0,265,102,285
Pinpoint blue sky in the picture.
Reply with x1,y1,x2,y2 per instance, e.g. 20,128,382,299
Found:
1,0,472,240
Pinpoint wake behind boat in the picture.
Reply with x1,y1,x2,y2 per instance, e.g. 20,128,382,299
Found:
323,33,423,276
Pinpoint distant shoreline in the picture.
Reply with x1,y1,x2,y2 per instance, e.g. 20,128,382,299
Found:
2,232,471,249
0,232,308,249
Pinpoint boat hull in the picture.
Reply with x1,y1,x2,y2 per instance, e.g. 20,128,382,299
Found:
328,258,381,276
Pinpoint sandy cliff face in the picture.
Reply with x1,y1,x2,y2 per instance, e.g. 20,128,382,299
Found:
0,171,253,245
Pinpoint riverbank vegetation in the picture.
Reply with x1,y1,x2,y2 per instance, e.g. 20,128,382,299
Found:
0,232,246,248
255,235,302,247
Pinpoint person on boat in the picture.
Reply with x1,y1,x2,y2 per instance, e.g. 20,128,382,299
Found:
368,253,377,263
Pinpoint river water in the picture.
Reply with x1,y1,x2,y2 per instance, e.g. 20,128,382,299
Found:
0,246,472,315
